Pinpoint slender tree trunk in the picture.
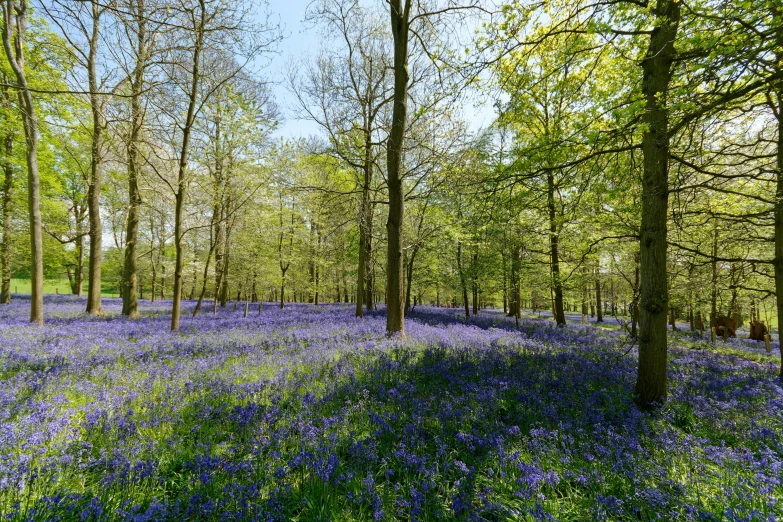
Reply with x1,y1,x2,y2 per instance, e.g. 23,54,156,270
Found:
594,261,603,323
219,197,233,308
171,0,204,331
634,0,680,408
150,253,156,303
385,0,411,336
502,251,507,314
510,245,521,318
365,205,374,311
315,232,320,305
457,242,470,318
547,171,565,324
404,248,417,316
2,0,43,323
710,227,718,327
280,270,286,309
631,251,640,337
471,250,479,315
192,235,217,317
73,206,84,295
0,123,13,305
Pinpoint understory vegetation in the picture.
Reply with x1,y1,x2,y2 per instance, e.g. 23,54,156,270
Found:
1,296,781,520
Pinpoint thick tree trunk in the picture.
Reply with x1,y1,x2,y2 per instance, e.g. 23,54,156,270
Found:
634,0,680,409
385,0,410,336
773,15,783,377
85,0,104,316
121,27,145,319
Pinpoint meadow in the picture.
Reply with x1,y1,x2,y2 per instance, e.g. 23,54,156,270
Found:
1,296,781,521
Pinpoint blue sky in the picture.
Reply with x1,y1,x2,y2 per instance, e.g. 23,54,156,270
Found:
264,0,322,140
264,0,497,140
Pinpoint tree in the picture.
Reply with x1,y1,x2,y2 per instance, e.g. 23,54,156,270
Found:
1,0,43,324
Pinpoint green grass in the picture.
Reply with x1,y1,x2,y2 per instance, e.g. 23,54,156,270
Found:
10,278,123,298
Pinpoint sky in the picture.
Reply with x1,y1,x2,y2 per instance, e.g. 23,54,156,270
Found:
263,0,498,141
264,0,322,140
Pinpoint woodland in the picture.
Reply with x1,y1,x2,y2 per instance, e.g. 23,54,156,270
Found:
0,0,782,519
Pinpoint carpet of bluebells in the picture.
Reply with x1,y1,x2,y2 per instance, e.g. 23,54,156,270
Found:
1,296,782,521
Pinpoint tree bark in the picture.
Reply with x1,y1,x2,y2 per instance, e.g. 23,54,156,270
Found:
594,261,603,323
773,7,783,378
356,159,372,317
171,0,205,331
85,0,105,316
0,117,12,305
385,0,411,336
547,171,565,324
634,0,680,409
710,227,718,327
2,0,43,323
457,242,470,318
471,250,479,315
121,1,146,320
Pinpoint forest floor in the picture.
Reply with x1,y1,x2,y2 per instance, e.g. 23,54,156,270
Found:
1,296,781,520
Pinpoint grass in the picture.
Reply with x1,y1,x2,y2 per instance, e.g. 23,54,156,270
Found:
10,278,130,298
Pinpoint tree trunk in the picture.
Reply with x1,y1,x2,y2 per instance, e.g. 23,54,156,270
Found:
121,15,145,319
509,245,521,318
404,248,417,316
280,271,286,309
773,11,783,377
171,0,205,331
85,0,105,316
365,206,374,311
73,205,84,295
502,251,507,314
2,0,43,323
457,242,470,318
219,202,232,307
634,0,680,409
594,262,603,323
547,171,565,325
0,123,12,305
150,254,156,303
192,236,217,317
471,250,479,315
385,0,411,336
710,227,718,327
